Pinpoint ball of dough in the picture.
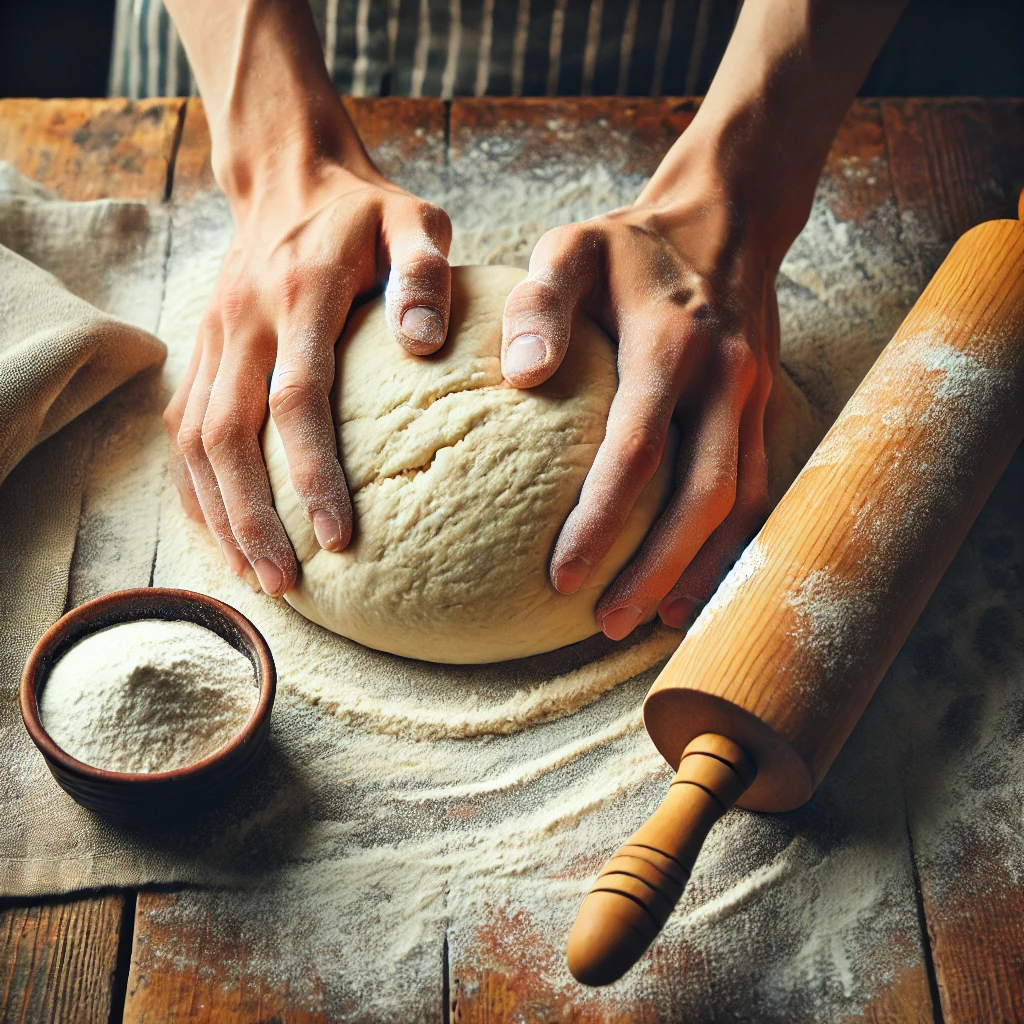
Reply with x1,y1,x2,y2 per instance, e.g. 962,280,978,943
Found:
263,265,675,663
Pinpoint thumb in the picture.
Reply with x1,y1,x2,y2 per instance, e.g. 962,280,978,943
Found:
502,223,600,389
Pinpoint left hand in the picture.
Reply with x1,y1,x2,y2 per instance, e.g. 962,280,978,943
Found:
500,179,779,641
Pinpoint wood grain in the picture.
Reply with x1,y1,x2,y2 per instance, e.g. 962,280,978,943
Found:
450,903,936,1024
124,892,332,1024
882,98,1024,246
449,96,698,177
0,893,128,1024
171,96,447,201
883,97,1024,1024
0,98,184,202
916,843,1024,1023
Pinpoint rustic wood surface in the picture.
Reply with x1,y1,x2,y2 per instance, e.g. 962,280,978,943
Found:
0,893,131,1024
0,95,1022,1023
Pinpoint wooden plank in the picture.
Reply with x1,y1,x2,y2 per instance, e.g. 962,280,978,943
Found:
884,97,1024,1024
0,893,129,1024
172,96,446,201
882,98,1024,245
820,100,894,224
0,98,184,202
449,96,699,178
915,847,1024,1024
449,901,935,1024
124,892,331,1024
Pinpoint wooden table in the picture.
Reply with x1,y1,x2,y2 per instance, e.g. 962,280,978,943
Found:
0,96,1022,1024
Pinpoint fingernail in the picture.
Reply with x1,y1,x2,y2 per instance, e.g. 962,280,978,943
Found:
504,334,547,377
219,538,249,577
554,556,591,594
601,605,643,641
661,597,691,629
401,306,445,348
254,557,285,597
313,510,344,552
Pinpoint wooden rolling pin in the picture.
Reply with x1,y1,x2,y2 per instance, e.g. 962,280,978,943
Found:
567,194,1024,986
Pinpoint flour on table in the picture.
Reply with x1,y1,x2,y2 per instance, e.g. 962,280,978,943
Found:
39,619,256,774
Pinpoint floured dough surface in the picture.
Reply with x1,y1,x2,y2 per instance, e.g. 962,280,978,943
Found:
264,265,674,663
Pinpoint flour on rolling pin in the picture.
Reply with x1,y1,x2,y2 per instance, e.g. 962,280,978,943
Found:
39,619,257,773
784,335,1012,694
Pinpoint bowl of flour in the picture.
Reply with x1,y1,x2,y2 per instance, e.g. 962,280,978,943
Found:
19,588,275,819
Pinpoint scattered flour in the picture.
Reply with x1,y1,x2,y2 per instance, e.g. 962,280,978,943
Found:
39,619,257,773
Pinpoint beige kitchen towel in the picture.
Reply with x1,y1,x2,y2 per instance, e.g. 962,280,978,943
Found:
0,244,165,486
0,164,171,891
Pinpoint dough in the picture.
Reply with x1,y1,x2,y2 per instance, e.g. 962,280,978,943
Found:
264,265,675,663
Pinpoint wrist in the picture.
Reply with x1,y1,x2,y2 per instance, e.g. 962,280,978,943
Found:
211,85,380,212
639,111,820,267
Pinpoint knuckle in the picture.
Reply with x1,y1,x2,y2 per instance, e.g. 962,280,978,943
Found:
414,199,452,241
219,288,251,333
177,419,205,462
395,249,449,296
549,221,592,251
269,376,319,421
289,460,342,502
740,476,771,522
619,421,668,476
198,306,222,338
275,265,304,316
722,339,759,388
697,466,738,520
163,400,183,436
200,414,243,458
232,512,289,562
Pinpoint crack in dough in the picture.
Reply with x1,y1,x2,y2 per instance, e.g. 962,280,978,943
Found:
263,265,676,663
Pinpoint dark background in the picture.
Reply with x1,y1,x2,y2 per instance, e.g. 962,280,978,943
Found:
1,0,1022,99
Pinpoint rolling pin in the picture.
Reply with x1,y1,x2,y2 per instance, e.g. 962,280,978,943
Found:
567,193,1024,986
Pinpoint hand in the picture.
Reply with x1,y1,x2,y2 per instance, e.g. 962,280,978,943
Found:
500,173,778,640
164,159,452,596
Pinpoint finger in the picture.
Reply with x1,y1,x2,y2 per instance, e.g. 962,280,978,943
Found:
203,330,297,598
501,223,601,389
270,294,354,553
658,366,772,630
177,316,250,578
383,199,453,355
595,358,754,636
549,317,687,600
164,339,204,523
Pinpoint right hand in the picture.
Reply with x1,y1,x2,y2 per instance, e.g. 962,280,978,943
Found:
164,159,452,597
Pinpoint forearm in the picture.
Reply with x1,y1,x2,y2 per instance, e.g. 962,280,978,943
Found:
642,0,909,260
163,0,377,206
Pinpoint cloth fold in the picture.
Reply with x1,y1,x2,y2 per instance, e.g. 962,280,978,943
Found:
0,244,166,486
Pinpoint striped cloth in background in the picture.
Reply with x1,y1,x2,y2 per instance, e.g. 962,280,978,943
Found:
108,0,742,99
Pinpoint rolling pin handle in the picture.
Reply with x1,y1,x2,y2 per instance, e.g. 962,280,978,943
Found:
566,733,756,986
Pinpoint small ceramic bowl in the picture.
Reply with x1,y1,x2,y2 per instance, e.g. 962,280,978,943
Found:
19,588,276,821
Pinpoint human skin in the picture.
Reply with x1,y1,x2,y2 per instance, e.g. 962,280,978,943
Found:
163,0,907,637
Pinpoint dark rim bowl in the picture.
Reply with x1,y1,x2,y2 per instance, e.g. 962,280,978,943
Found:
19,588,276,821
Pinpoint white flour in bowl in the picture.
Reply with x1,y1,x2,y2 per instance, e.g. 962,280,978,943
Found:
38,618,257,774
